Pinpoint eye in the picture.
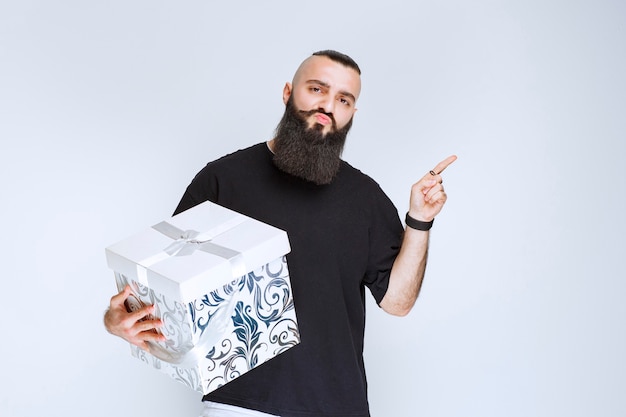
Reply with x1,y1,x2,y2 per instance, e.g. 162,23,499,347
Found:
339,97,352,107
310,86,322,93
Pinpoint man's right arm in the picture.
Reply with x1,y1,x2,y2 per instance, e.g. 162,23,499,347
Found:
103,285,165,351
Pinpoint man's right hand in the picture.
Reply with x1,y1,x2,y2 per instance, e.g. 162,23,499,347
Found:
104,285,165,351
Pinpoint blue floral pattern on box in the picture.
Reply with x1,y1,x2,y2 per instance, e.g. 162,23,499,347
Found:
115,256,300,394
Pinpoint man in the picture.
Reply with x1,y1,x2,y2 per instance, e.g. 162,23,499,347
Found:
105,50,456,417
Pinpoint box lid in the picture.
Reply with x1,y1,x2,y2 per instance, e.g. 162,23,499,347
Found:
105,201,290,303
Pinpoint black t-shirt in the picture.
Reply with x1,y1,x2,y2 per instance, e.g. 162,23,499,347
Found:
174,143,403,417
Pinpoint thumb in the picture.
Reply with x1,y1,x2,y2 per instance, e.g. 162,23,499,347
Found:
110,284,132,308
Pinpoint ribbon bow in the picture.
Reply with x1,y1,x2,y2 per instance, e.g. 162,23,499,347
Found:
163,229,207,257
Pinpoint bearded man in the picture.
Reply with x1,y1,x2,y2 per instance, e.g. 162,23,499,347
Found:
105,50,456,417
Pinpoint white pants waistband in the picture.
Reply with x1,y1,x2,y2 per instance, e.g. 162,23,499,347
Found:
200,401,279,417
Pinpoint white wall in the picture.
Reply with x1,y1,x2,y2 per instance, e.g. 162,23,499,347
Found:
1,1,624,416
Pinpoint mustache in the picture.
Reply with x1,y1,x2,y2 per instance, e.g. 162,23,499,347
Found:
298,108,337,129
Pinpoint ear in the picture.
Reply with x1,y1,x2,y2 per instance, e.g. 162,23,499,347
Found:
282,82,292,105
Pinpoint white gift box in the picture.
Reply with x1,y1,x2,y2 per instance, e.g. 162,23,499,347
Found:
105,201,300,394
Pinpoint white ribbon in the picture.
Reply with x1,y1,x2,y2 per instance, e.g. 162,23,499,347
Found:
135,218,247,287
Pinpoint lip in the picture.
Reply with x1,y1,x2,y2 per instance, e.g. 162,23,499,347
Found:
314,113,332,125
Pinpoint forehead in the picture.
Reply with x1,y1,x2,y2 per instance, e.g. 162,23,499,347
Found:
293,55,362,100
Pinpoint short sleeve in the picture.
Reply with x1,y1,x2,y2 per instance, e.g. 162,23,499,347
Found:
362,186,404,304
172,163,220,215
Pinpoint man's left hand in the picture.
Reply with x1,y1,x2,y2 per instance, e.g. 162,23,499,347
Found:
408,155,457,222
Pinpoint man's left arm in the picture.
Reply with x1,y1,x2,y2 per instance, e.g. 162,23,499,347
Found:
380,155,457,316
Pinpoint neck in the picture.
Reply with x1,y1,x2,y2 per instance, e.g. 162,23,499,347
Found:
266,139,276,153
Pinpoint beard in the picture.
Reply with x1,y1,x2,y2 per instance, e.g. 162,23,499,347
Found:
272,97,353,185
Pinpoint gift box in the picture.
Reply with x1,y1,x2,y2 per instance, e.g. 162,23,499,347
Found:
105,201,300,394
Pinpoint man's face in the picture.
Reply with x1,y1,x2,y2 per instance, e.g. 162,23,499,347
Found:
284,55,361,135
271,55,361,185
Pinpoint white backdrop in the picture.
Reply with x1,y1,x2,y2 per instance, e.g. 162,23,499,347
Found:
1,1,625,416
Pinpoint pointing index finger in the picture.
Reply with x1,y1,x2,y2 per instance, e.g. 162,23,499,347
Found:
432,155,457,175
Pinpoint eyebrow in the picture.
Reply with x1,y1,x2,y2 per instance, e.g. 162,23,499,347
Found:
306,79,357,103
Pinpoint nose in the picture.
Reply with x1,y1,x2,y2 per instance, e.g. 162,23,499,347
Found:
318,96,335,115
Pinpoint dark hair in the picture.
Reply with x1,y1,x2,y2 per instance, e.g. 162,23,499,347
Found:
312,50,361,75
